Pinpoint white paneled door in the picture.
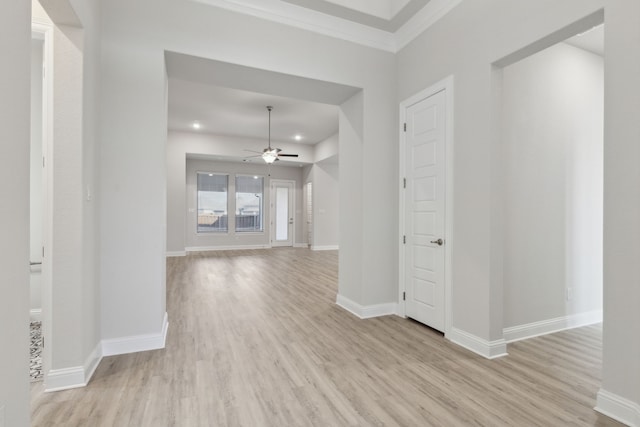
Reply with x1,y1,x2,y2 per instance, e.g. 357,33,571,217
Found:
404,89,446,332
271,180,294,247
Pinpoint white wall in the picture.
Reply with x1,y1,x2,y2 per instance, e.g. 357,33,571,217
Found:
502,42,603,330
311,161,340,249
103,0,396,345
338,91,365,303
185,158,305,249
0,0,31,425
30,38,44,315
68,0,102,374
314,132,339,162
168,130,339,253
167,131,313,253
50,21,88,372
398,0,605,342
398,0,640,421
300,133,340,250
7,0,639,424
33,0,102,387
600,0,640,419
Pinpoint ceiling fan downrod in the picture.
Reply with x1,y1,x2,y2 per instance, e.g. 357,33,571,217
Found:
262,106,279,164
267,105,272,150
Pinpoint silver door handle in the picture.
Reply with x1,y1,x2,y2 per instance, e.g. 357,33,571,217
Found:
430,238,444,246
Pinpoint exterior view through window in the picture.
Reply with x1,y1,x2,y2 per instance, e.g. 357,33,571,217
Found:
236,175,264,232
197,173,228,232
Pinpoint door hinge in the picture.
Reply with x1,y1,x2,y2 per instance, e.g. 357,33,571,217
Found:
403,123,407,132
42,246,45,258
403,235,406,244
43,157,45,168
403,178,406,189
403,291,406,301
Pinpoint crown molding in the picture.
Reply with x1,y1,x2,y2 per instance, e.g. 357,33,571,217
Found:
193,0,396,52
395,0,463,50
191,0,463,53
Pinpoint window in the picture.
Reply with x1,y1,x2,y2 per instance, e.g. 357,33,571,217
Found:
197,173,228,232
236,175,264,232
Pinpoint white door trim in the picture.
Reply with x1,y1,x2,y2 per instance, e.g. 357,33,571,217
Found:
399,75,454,337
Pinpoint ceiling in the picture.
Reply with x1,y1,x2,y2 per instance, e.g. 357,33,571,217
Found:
190,0,463,52
167,11,603,167
564,24,604,56
280,0,430,32
168,79,339,145
169,3,462,160
166,52,351,165
166,1,457,161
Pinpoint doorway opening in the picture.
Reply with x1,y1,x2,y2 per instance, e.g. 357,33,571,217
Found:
29,15,53,385
499,23,604,343
29,29,46,383
165,53,355,256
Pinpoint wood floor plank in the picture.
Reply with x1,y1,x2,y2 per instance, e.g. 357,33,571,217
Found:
31,248,623,426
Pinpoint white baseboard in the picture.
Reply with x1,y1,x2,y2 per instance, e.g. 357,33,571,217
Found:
336,294,397,319
44,341,103,392
294,243,309,248
503,310,603,343
185,245,270,252
447,327,508,359
83,343,102,385
43,313,169,392
45,366,87,392
166,251,186,257
30,309,42,322
311,245,339,251
102,312,169,357
596,389,640,427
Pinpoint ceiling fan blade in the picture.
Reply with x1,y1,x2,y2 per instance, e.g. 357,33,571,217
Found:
243,155,262,162
278,154,299,157
243,149,263,154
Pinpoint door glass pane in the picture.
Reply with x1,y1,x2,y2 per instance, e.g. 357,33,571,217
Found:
276,186,289,241
236,175,263,232
197,173,228,232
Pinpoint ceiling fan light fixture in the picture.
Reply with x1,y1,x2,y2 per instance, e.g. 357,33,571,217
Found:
262,149,278,164
241,106,298,164
261,106,279,164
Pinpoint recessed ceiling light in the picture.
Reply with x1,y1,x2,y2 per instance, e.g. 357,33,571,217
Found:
294,134,302,141
192,121,201,130
253,176,258,179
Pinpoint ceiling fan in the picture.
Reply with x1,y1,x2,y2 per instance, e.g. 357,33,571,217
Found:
245,106,299,164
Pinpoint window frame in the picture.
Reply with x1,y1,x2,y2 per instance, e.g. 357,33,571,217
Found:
196,172,229,234
234,174,265,234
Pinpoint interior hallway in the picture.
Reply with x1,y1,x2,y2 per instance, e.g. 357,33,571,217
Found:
31,248,621,426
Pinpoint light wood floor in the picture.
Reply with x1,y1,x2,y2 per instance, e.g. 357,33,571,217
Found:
31,248,622,426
